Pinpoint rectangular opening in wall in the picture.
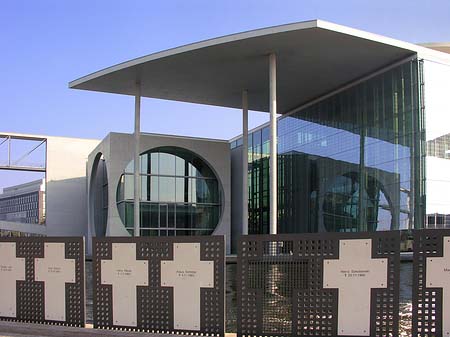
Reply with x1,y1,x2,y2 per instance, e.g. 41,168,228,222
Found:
0,135,47,236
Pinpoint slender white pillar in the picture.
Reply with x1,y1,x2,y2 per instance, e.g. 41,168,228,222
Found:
133,82,141,237
242,90,249,235
269,53,277,235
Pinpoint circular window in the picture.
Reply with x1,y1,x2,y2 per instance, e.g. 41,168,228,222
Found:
116,147,222,236
90,153,108,237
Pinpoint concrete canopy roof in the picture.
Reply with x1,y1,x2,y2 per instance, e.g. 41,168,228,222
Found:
70,20,424,114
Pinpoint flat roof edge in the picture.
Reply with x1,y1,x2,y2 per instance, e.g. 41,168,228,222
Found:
69,20,320,88
0,132,100,142
108,131,229,143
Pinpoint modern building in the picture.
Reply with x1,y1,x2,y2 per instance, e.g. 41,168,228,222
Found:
2,20,450,253
87,132,231,251
0,133,100,237
0,179,45,225
0,179,45,236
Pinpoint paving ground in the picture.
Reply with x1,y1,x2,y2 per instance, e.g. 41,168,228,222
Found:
0,321,238,337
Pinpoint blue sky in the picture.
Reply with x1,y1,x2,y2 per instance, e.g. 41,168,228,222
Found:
0,0,448,189
1,0,449,141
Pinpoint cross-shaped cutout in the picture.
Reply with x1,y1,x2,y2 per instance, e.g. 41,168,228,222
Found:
323,239,387,336
0,242,25,318
426,236,450,336
101,243,148,327
161,243,214,331
35,242,76,321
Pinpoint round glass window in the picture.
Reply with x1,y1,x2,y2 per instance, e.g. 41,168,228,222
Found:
116,147,222,236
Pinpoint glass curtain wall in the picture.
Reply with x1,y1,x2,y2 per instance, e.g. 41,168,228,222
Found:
116,147,222,236
238,59,424,234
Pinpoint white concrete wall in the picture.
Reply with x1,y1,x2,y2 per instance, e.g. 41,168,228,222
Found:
45,136,100,237
87,132,232,253
423,60,450,216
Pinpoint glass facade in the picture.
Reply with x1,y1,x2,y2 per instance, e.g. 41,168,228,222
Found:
117,147,222,236
238,59,424,234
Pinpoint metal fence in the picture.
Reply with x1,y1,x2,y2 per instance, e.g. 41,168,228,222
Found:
92,235,225,336
0,237,85,327
413,229,450,337
7,229,450,336
237,232,400,337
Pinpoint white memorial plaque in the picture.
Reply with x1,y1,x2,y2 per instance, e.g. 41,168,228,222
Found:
161,243,214,331
0,243,25,317
101,243,148,327
35,242,76,321
426,236,450,336
323,239,387,336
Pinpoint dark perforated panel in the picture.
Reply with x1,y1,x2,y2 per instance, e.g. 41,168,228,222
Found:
412,229,448,337
93,236,225,336
0,237,85,327
237,232,400,337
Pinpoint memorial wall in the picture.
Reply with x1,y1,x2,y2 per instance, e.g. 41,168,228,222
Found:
0,237,85,327
0,231,448,337
238,232,399,337
92,236,225,335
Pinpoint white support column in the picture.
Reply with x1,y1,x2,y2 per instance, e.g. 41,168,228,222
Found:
242,89,249,235
133,82,141,237
269,53,277,235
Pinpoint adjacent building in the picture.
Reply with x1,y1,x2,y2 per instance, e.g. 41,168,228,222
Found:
0,133,100,237
0,179,45,237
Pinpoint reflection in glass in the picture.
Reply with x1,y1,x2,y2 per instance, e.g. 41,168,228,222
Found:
241,59,423,234
116,147,222,236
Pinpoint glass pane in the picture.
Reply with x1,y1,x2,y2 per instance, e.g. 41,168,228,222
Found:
124,174,134,200
140,229,158,236
150,203,158,228
141,175,149,201
159,177,175,202
150,176,159,201
188,162,198,177
194,179,208,203
125,202,134,227
175,177,186,203
188,178,196,203
176,204,191,229
205,179,219,203
150,152,159,175
159,204,168,228
140,203,151,228
117,202,125,223
117,175,125,201
140,153,148,174
168,204,175,229
194,205,220,229
262,127,270,157
159,153,176,175
176,156,185,176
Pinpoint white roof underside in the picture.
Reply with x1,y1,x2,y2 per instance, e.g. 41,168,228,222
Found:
69,20,450,113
